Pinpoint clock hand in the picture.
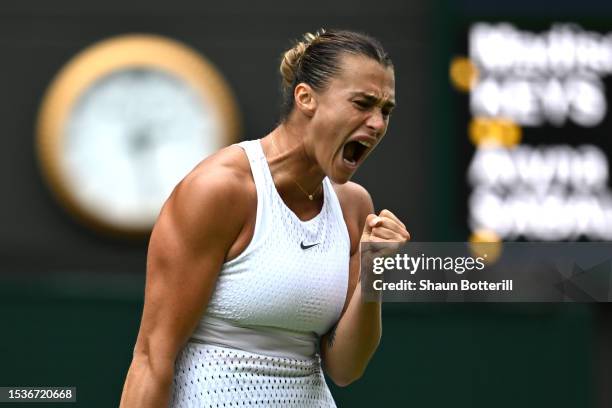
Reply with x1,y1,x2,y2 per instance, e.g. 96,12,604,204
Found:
127,127,162,202
128,128,152,154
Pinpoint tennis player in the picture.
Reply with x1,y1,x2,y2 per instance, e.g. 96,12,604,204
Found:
120,29,409,407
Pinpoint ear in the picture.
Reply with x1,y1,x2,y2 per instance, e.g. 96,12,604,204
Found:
293,83,317,117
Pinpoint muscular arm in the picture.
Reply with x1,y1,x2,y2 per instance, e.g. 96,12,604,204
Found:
119,154,250,407
320,183,409,387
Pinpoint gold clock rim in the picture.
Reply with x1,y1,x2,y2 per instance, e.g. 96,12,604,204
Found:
36,33,242,238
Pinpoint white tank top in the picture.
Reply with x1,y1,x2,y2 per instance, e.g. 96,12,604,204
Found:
190,139,350,359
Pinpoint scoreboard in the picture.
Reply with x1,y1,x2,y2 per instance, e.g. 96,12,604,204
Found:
450,21,612,241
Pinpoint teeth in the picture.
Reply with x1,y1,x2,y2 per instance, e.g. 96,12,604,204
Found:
357,140,372,148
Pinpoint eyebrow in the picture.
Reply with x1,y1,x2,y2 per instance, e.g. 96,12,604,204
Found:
351,92,396,109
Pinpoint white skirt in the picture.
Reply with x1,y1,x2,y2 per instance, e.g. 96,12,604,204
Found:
169,342,337,408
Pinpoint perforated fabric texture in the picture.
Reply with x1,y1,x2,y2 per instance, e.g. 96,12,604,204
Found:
170,139,351,407
202,140,350,335
169,343,337,407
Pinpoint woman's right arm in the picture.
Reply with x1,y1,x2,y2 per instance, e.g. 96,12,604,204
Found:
119,163,248,408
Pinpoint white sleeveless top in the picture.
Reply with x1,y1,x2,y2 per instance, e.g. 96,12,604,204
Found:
190,139,350,358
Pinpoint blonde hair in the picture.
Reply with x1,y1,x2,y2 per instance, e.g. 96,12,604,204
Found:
277,29,392,120
279,30,325,89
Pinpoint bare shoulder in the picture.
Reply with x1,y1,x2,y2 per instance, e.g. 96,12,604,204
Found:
176,144,252,199
332,181,375,222
158,144,255,249
331,181,375,256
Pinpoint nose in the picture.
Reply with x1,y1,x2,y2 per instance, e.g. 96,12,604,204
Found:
365,109,387,136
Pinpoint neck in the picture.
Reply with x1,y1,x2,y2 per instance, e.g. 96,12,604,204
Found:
264,123,325,203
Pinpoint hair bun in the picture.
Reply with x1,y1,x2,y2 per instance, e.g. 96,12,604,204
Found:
279,30,325,88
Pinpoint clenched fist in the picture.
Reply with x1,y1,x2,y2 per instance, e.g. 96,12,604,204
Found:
360,209,410,296
361,209,410,257
362,209,410,242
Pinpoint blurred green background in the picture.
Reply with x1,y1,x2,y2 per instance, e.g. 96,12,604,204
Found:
0,274,594,407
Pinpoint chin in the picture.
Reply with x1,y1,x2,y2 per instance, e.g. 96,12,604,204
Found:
328,171,353,185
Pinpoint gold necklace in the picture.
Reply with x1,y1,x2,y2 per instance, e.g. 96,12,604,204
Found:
269,136,322,201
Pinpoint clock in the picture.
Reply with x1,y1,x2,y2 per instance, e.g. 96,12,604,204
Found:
36,34,241,236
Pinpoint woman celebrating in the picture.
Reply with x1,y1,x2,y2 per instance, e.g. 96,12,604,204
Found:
120,29,410,407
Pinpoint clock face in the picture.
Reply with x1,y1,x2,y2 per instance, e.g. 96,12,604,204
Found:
65,68,218,229
36,35,241,236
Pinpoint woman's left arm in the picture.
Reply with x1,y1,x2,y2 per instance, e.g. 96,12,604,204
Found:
321,185,410,387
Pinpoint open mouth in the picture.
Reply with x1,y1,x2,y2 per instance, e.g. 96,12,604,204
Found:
342,140,372,166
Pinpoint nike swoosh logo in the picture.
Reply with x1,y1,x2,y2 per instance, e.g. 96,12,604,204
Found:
300,242,320,250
